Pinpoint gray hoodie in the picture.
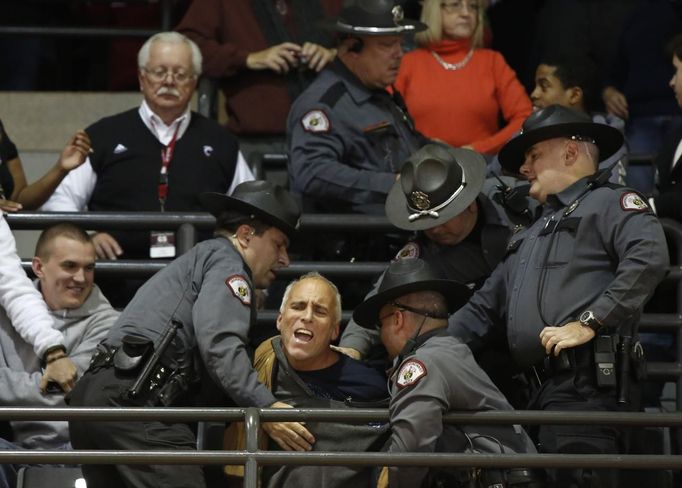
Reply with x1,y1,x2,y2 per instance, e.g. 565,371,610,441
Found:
0,283,118,448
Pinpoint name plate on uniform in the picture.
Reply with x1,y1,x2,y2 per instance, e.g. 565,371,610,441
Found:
150,231,176,258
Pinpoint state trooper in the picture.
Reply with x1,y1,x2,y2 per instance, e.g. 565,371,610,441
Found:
449,105,669,488
67,181,316,488
353,258,540,488
338,143,535,405
287,0,427,215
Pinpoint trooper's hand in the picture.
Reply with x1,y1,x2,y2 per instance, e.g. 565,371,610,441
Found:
246,43,302,74
40,354,77,393
540,321,595,356
262,401,315,451
92,232,123,260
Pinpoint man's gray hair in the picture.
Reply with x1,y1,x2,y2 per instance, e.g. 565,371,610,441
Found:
138,31,203,76
582,141,600,168
279,272,342,324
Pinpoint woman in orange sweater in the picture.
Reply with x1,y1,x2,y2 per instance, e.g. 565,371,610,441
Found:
394,0,531,156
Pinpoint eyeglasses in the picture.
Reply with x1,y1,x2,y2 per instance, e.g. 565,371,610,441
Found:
374,301,448,330
440,1,480,13
142,67,195,84
375,310,396,331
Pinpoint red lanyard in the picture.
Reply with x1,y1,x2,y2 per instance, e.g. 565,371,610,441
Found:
158,124,181,212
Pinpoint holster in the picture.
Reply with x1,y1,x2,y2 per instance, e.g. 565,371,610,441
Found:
113,335,153,374
88,337,196,407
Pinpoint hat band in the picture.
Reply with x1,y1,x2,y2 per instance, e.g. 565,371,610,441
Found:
336,20,415,34
570,135,596,144
407,171,467,222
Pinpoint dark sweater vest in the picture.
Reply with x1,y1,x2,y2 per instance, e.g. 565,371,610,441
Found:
85,108,239,257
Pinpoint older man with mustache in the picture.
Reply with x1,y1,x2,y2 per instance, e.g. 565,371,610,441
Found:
42,31,254,305
42,34,253,250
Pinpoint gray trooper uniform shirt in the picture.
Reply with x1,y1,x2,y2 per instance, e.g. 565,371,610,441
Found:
340,177,533,356
107,236,276,408
287,59,424,214
388,330,536,488
448,178,669,370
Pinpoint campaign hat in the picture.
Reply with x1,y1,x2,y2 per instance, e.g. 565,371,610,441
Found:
199,180,300,236
498,104,623,174
321,0,427,36
385,144,486,231
352,258,471,328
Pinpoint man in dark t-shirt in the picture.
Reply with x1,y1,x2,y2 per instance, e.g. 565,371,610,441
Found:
224,271,388,487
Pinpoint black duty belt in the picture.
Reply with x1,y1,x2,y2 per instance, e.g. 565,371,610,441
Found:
87,342,176,406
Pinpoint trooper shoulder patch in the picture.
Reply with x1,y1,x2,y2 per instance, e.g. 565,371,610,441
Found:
396,359,427,389
301,110,330,133
225,275,252,306
393,242,420,261
620,192,649,212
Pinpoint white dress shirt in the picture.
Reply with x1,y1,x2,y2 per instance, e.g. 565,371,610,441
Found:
41,100,254,212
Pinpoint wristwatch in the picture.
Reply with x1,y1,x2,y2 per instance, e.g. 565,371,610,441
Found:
578,310,601,332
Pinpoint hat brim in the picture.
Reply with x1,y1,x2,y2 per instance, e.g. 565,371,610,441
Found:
198,192,297,237
352,279,471,329
384,149,487,231
319,17,427,35
498,122,624,174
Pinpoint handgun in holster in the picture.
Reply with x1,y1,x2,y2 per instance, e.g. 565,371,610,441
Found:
123,320,183,404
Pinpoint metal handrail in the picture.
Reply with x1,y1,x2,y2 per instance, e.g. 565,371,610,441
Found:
5,211,401,232
1,450,681,470
19,259,387,280
1,407,682,475
2,407,682,426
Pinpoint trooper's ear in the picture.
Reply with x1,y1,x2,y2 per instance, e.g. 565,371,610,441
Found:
234,224,255,247
563,139,581,166
348,38,364,53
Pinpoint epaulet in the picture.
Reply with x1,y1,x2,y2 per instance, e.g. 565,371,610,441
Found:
319,81,347,109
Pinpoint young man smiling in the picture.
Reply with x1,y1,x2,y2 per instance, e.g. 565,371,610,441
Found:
0,223,118,487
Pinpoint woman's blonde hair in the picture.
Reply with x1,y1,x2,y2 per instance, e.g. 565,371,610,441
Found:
416,0,487,48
